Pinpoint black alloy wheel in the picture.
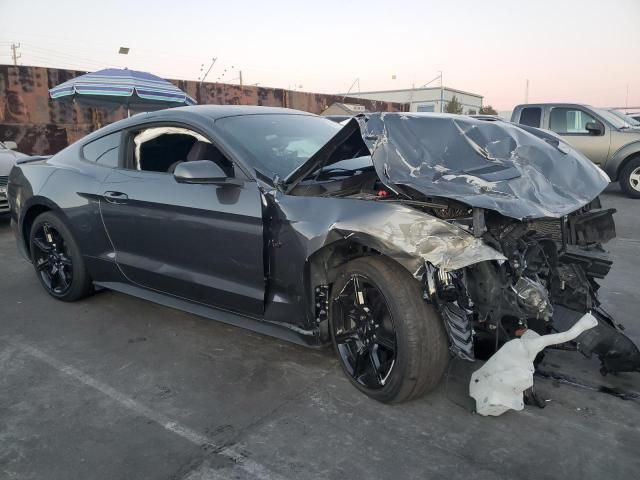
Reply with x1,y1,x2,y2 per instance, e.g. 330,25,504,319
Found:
330,256,449,403
32,222,74,295
333,274,397,389
29,211,93,302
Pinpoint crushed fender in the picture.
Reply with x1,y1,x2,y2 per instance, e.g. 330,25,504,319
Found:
576,309,640,374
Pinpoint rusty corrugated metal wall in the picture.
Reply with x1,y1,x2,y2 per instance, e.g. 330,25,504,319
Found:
0,64,406,155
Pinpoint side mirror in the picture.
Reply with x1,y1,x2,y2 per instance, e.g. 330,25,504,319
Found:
585,122,604,135
3,141,18,150
174,160,229,184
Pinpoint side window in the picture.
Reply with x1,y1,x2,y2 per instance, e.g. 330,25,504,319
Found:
519,107,542,127
82,132,121,167
129,127,235,177
549,108,598,135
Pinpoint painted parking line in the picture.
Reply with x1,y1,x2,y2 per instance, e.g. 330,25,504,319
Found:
7,338,288,480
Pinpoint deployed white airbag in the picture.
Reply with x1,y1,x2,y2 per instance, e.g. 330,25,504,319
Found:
133,127,210,169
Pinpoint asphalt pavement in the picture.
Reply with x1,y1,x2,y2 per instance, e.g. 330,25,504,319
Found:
1,183,639,480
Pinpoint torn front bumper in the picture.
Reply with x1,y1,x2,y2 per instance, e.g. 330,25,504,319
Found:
576,308,640,374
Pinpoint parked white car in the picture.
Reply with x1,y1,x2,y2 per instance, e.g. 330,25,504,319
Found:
1,141,27,215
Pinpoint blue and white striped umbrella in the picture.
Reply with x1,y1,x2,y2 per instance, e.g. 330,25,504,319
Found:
49,68,196,110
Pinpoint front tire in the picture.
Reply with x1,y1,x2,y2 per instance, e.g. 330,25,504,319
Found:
29,211,93,302
620,156,640,198
330,256,449,403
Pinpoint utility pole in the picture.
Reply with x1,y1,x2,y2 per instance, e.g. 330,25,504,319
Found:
525,79,529,103
626,83,629,110
439,71,444,113
198,57,217,104
239,70,243,87
10,43,21,66
199,57,217,85
343,77,360,101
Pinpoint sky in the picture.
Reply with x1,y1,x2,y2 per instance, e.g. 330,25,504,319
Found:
1,0,639,111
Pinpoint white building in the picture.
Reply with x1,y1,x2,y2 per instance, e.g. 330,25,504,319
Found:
345,87,484,114
320,103,367,117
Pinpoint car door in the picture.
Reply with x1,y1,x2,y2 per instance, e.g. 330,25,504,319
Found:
548,107,611,165
99,123,265,316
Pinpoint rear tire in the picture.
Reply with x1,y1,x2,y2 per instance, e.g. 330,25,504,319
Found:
329,256,449,403
619,156,640,198
29,211,93,302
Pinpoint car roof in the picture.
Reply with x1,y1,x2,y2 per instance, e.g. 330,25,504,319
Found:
88,105,315,140
470,114,504,121
170,104,313,120
514,103,595,109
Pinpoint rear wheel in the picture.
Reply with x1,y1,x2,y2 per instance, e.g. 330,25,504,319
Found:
620,156,640,198
330,256,449,403
29,211,93,302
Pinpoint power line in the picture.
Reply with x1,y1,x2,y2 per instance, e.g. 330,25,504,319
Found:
0,38,313,91
2,35,304,86
18,44,115,69
0,33,300,77
343,78,360,101
17,52,103,69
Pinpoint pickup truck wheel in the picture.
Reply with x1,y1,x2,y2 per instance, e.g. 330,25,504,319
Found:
620,157,640,198
330,256,449,403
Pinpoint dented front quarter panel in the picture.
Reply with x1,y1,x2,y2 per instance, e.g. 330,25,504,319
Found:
273,192,504,272
263,189,506,329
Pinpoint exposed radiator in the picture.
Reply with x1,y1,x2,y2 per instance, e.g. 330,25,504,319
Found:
527,218,563,242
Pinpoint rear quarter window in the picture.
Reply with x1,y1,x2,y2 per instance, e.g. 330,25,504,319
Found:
518,107,542,127
82,131,121,167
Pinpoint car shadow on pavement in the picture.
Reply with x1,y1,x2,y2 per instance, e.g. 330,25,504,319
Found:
604,182,627,198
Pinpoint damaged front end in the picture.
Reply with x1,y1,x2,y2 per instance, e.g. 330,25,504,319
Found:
285,112,640,376
353,112,640,376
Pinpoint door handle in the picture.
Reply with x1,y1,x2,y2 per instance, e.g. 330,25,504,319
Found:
103,191,129,204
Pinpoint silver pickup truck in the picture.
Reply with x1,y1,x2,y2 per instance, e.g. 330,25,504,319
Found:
511,103,640,198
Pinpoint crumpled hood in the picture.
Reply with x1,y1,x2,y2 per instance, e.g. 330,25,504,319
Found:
361,113,610,220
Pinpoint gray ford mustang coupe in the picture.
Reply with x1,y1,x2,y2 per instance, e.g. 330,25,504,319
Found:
8,106,639,403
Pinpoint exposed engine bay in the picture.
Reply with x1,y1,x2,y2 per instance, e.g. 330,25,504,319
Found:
428,200,640,375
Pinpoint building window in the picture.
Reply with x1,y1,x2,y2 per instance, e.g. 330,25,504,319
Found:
417,104,435,113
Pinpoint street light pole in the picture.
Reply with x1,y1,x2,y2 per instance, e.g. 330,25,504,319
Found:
118,47,131,116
